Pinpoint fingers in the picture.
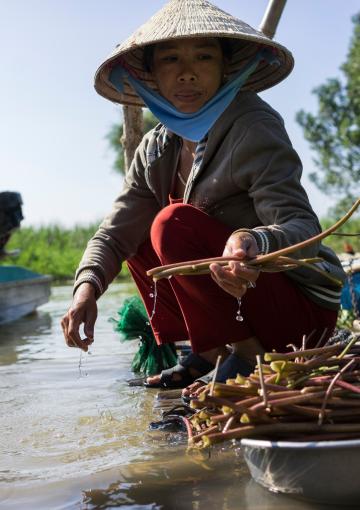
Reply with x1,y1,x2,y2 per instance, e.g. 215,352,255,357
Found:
67,310,89,351
84,307,97,342
211,269,247,298
61,314,70,343
210,262,258,298
61,286,98,352
61,308,94,352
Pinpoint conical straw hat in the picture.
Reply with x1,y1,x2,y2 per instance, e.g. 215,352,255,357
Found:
95,0,294,106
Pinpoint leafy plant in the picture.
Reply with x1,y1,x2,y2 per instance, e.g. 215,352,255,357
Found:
296,14,360,216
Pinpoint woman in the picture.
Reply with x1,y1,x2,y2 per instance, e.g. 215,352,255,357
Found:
61,0,345,389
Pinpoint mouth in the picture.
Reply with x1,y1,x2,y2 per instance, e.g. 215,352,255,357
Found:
174,91,202,103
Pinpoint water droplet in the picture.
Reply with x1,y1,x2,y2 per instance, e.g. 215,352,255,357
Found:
235,297,244,322
149,281,158,320
149,293,154,298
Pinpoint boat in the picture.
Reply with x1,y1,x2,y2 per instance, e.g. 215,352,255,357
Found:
0,266,51,325
0,191,51,325
339,252,360,331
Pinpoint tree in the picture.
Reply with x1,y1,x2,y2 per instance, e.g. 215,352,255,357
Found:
106,110,158,175
296,14,360,217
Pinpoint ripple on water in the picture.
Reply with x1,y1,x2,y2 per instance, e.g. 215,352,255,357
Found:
0,284,326,510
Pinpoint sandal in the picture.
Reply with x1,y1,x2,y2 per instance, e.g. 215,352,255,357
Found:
143,352,215,389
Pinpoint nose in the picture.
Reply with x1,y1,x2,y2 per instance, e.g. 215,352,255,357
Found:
177,61,197,83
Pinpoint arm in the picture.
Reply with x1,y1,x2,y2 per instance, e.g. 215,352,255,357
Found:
74,134,161,297
211,114,321,298
231,115,322,259
62,134,161,349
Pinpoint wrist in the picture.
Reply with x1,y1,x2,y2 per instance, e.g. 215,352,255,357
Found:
73,269,104,299
75,282,96,299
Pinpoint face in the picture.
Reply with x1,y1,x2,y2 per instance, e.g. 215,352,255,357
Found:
151,38,225,113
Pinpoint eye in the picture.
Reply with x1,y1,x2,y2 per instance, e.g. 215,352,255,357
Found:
161,55,178,63
198,53,214,61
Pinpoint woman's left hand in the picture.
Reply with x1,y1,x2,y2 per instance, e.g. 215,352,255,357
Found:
210,231,260,298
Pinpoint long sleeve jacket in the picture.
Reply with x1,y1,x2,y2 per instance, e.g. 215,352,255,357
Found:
75,91,345,310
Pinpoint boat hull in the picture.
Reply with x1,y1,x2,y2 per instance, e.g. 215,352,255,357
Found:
0,267,51,325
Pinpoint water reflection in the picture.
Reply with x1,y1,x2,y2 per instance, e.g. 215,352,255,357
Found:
0,311,52,364
80,448,332,510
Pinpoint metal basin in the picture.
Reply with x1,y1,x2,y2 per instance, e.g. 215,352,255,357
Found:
241,437,360,506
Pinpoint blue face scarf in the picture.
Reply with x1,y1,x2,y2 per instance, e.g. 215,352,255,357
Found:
109,48,279,142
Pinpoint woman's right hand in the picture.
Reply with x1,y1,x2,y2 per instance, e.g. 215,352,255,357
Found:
61,283,97,351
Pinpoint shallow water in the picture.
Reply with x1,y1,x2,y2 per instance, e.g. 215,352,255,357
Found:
0,284,335,509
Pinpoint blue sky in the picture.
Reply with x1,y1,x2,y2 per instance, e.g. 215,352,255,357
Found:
1,0,358,227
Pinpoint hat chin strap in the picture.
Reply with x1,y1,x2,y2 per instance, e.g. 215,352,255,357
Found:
110,49,279,142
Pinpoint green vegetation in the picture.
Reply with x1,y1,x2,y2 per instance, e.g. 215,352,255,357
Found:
106,110,158,174
0,224,130,282
321,217,360,254
296,13,360,216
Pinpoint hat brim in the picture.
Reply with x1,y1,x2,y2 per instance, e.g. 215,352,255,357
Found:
95,34,294,107
94,0,294,107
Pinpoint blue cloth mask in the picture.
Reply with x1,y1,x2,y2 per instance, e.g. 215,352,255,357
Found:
109,48,279,142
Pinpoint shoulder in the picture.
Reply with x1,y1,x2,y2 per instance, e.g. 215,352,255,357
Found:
233,92,285,130
135,123,175,167
211,91,286,149
225,92,293,149
135,123,162,156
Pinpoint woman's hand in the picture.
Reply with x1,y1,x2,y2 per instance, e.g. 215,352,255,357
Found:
61,283,97,351
210,231,259,298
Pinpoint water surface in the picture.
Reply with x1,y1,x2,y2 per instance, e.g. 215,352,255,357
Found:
0,284,333,509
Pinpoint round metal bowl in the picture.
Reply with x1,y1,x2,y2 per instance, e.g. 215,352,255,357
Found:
241,437,360,505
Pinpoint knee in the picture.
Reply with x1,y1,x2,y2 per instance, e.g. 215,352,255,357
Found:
150,203,197,257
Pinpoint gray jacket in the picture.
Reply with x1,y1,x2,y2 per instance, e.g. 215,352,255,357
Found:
75,91,345,309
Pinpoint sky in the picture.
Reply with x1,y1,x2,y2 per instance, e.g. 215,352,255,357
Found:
0,0,358,227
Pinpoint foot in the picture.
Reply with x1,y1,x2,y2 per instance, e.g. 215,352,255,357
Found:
231,336,265,365
146,367,199,387
145,346,228,388
181,350,256,397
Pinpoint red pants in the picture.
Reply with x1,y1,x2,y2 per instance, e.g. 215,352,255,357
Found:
127,204,337,354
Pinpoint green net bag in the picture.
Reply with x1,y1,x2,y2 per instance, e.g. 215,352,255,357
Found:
110,295,178,376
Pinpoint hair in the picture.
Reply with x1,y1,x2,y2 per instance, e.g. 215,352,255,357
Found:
142,37,233,73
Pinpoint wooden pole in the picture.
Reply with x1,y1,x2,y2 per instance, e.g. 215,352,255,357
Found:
259,0,287,39
121,105,143,172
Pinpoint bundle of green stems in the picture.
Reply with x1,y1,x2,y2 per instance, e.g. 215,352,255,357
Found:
148,199,360,284
185,335,360,448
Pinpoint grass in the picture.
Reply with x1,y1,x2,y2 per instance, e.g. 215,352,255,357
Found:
0,224,130,282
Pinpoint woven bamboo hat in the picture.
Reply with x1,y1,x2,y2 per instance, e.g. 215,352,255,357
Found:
95,0,294,107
